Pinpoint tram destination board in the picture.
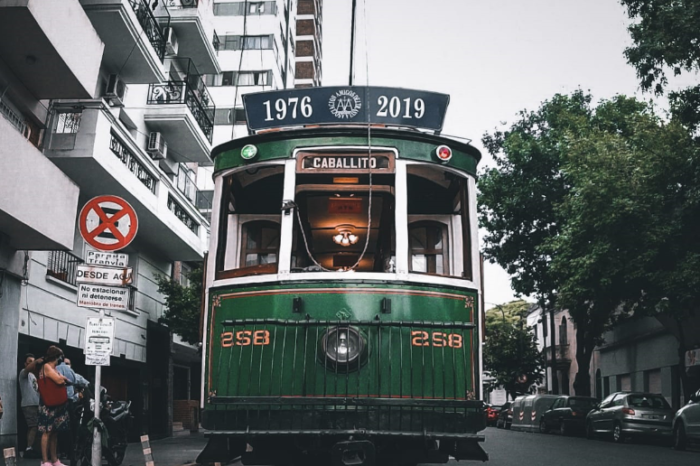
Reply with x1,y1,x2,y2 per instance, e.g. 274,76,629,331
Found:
243,86,450,132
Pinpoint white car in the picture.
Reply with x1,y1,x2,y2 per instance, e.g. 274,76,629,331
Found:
672,388,700,450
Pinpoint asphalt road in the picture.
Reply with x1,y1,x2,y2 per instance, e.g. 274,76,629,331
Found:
448,426,700,466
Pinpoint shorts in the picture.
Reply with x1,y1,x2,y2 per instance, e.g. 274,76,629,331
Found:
22,406,39,428
38,403,69,433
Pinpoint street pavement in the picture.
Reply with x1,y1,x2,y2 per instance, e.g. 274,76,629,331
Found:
9,428,699,466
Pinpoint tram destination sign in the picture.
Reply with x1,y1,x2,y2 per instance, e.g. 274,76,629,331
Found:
243,86,450,132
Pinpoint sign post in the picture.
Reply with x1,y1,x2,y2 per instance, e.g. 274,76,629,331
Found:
77,196,138,466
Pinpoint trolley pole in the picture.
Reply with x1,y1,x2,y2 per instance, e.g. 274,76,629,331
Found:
348,0,357,85
92,309,104,466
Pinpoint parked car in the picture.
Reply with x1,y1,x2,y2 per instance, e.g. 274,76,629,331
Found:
485,404,501,426
672,388,700,450
586,392,674,443
511,394,560,432
496,402,512,429
539,395,598,435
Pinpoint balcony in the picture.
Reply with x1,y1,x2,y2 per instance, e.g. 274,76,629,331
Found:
80,0,169,83
44,100,209,261
0,114,79,250
144,59,214,164
0,0,103,99
155,0,221,74
544,344,571,367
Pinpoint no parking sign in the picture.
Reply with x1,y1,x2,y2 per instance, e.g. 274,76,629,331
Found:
79,195,138,251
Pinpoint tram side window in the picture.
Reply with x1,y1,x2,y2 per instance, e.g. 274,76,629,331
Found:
409,222,448,275
241,221,279,267
407,165,472,279
216,165,283,279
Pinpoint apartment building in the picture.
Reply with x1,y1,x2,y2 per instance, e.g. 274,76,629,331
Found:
294,0,322,88
0,0,220,446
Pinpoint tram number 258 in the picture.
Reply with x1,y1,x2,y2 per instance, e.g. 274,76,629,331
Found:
221,330,271,347
411,331,463,348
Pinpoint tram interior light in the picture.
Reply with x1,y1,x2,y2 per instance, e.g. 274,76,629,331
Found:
333,225,359,247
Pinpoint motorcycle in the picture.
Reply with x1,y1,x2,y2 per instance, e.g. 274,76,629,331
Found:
70,382,132,466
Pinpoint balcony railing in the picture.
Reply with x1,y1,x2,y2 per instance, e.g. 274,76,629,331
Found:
147,80,215,142
47,251,83,287
544,344,571,366
168,194,198,233
128,0,169,61
165,0,198,9
109,132,158,194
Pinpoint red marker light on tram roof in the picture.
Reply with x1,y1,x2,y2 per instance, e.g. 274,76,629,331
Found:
436,145,452,162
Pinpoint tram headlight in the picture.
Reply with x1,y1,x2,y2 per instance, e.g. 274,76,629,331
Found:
322,326,364,366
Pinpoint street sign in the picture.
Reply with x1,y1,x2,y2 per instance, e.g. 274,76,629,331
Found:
85,250,128,267
76,265,133,286
77,284,130,312
79,195,138,252
85,317,115,366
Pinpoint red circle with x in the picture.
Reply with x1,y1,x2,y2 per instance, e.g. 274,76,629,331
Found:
79,195,138,251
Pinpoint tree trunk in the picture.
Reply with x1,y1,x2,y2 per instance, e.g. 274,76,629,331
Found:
675,316,691,402
573,324,594,396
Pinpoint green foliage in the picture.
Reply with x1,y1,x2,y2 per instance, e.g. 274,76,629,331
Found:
622,0,700,95
484,300,544,399
155,265,203,345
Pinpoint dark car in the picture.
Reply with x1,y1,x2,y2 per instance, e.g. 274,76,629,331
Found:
586,392,674,443
539,395,598,435
496,401,513,429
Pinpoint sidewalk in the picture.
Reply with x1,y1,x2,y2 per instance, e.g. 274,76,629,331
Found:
11,432,209,466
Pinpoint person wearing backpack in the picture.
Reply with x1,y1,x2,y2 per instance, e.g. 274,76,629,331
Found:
27,346,70,466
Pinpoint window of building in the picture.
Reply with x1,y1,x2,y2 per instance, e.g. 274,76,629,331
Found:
204,71,272,87
220,34,274,51
559,316,568,347
214,1,276,16
214,108,246,125
409,222,448,275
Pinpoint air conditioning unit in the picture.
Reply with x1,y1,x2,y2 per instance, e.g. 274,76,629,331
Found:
147,132,168,160
164,27,178,56
105,74,127,106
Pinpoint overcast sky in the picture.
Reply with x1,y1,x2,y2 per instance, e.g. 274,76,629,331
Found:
320,0,668,308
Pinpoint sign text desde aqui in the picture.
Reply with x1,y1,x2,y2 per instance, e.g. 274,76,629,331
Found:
76,265,133,286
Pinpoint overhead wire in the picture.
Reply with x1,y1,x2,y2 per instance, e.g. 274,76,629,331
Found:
230,0,250,140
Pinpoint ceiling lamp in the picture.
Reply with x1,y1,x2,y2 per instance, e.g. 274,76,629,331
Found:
333,225,359,247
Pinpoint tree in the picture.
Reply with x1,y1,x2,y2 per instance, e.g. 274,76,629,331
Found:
479,90,593,394
484,300,544,401
551,95,700,399
622,0,700,131
155,265,203,345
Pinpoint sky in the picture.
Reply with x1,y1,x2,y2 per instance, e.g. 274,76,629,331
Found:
320,0,669,309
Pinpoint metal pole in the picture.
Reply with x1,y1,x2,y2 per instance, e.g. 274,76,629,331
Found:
91,309,104,466
349,0,358,85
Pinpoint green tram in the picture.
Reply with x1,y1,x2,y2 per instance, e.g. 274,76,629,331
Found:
198,87,487,465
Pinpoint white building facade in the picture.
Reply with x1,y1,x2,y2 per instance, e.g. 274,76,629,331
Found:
0,0,219,447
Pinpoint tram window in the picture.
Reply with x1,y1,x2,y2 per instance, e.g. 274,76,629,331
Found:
291,171,395,273
407,165,472,279
241,221,279,267
409,222,448,275
216,165,283,279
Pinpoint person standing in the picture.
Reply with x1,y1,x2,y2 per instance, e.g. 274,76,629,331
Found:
27,346,70,466
19,353,41,458
55,357,88,460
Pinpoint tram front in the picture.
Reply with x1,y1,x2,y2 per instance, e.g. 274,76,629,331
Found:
199,87,487,466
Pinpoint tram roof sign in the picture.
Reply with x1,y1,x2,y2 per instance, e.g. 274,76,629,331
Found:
243,86,450,133
79,195,138,252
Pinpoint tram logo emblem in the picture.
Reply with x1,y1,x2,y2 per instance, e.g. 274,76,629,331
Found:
328,89,362,119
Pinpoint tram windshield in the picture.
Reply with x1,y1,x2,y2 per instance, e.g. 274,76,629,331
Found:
215,153,473,280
